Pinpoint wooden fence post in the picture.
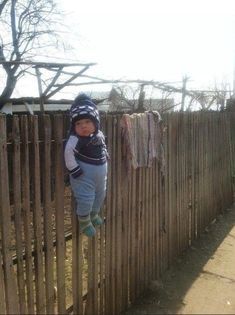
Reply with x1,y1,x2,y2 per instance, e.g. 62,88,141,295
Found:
12,116,27,314
20,115,35,313
0,115,19,314
71,196,83,315
42,115,55,314
30,115,46,314
53,114,66,314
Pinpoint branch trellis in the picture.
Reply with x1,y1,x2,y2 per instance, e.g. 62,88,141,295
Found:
0,61,96,111
0,61,232,112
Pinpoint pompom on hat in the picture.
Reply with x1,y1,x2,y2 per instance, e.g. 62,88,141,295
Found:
69,93,100,132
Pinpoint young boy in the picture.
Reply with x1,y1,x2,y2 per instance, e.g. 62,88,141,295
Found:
64,93,108,237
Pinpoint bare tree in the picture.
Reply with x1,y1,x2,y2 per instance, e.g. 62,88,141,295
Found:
0,0,64,102
186,80,232,111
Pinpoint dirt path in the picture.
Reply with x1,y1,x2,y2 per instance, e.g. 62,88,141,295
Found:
124,205,235,315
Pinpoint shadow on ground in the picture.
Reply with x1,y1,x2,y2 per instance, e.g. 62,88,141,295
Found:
124,205,235,315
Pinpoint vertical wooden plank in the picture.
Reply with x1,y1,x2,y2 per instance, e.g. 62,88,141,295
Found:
129,168,137,303
225,113,233,206
170,113,177,261
198,112,203,235
202,112,206,227
219,113,226,212
144,167,149,288
161,114,169,274
121,165,129,311
162,114,169,270
136,168,142,296
133,168,137,300
0,115,19,314
181,112,185,249
190,113,195,242
116,115,123,314
149,164,154,281
178,112,183,253
30,115,45,314
99,114,107,315
194,112,199,238
159,160,164,274
71,197,83,315
187,112,191,244
71,197,78,315
154,161,158,278
139,166,143,290
54,114,66,314
196,112,200,238
92,235,98,315
42,115,54,314
147,167,150,285
104,114,113,315
182,113,188,249
211,113,215,216
208,113,213,220
140,166,144,290
86,235,98,315
111,115,118,315
0,122,6,315
149,164,153,283
155,160,160,278
21,115,35,313
12,116,27,314
167,114,172,264
205,113,210,226
167,113,175,265
0,250,6,314
202,112,206,229
139,167,144,290
99,203,105,315
175,112,180,256
152,157,157,279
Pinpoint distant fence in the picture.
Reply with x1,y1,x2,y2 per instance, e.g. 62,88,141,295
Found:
0,111,234,315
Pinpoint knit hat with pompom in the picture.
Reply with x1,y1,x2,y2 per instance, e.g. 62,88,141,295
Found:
69,93,100,132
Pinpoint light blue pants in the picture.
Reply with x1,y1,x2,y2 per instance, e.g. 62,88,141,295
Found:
70,160,107,217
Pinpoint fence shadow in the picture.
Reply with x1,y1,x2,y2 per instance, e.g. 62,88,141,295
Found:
124,206,235,315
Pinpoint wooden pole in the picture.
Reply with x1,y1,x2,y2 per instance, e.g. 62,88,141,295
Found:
35,67,45,113
180,76,188,111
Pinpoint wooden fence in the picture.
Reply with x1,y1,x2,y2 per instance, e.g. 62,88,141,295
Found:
0,111,234,315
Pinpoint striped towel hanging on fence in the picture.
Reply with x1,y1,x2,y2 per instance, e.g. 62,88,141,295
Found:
120,111,165,173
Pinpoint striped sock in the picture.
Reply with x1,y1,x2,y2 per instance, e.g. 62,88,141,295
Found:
78,215,96,237
90,212,103,226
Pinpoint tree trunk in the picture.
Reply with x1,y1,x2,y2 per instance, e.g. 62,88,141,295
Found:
0,75,17,108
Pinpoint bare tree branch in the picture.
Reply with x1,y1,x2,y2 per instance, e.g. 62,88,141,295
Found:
45,65,90,99
0,0,74,100
42,66,63,96
0,0,8,15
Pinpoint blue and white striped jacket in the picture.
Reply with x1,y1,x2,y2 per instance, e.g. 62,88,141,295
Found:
64,130,108,178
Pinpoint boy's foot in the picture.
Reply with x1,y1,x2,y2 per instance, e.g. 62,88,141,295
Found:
82,223,96,237
91,213,103,226
79,215,96,237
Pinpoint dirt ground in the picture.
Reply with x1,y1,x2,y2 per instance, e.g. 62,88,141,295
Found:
124,204,235,315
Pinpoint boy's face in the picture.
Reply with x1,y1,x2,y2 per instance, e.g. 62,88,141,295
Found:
74,118,96,137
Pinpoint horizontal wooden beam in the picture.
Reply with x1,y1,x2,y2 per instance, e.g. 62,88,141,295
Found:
0,61,96,67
